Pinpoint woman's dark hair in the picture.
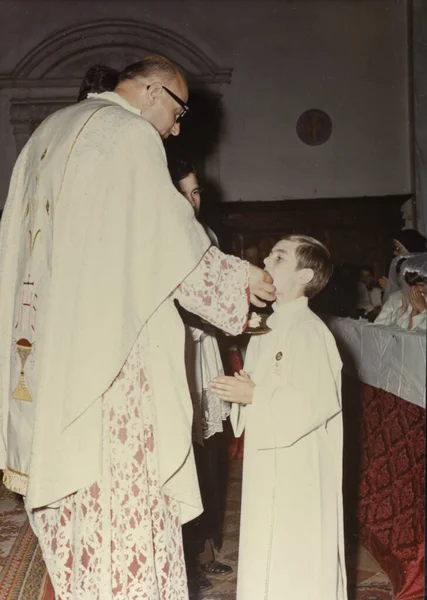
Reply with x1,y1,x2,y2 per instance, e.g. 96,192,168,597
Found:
396,257,408,276
77,65,119,102
405,270,427,286
393,229,427,253
169,159,197,188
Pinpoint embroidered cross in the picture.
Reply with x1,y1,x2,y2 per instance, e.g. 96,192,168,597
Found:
15,275,37,332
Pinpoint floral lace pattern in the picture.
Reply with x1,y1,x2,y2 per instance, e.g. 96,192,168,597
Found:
26,248,249,599
176,246,249,337
179,247,249,444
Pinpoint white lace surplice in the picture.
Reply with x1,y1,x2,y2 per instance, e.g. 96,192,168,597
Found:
26,247,249,600
184,225,231,444
185,325,230,445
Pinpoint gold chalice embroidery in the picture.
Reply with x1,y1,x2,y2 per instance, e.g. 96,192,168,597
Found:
12,338,33,402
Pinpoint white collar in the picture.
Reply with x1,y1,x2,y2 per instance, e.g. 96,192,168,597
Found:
87,91,142,116
266,296,308,329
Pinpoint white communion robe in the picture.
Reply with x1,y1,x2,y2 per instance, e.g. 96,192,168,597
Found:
375,289,427,330
394,307,427,331
231,297,347,600
375,290,404,326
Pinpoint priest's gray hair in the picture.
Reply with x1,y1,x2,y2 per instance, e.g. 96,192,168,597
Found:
118,55,184,83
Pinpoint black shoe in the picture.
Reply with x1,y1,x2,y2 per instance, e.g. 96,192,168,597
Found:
201,560,233,575
196,571,213,590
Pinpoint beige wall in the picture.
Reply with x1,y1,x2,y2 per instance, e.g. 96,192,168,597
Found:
413,0,427,234
0,0,412,206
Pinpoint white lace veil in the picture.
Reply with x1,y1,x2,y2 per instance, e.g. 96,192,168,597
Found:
383,253,417,302
402,253,427,279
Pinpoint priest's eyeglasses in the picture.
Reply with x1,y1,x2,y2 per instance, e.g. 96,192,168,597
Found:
162,86,190,123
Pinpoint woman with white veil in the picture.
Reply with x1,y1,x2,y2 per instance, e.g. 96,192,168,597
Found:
400,253,427,331
375,254,415,325
380,229,427,301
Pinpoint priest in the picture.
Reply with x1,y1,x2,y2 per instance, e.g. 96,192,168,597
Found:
0,55,275,599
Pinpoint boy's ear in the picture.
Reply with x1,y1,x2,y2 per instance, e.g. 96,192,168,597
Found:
298,268,314,286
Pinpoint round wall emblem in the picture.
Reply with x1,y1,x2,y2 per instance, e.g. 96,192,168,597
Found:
296,109,332,146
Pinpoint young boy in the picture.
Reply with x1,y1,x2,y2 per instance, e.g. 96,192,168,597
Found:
210,235,347,600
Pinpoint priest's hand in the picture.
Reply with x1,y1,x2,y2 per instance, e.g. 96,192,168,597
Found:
210,370,254,405
249,265,276,308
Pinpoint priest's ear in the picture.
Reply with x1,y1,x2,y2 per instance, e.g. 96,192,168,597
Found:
146,81,163,106
297,268,314,286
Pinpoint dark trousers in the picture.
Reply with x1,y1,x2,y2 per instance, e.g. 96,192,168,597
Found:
182,432,228,576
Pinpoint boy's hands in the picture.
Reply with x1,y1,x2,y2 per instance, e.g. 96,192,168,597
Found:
210,370,254,405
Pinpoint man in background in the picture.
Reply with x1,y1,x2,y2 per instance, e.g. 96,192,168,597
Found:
171,159,233,592
357,266,382,321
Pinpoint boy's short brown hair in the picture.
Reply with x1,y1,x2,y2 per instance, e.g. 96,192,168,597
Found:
281,234,333,298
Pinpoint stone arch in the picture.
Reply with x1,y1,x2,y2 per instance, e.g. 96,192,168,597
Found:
0,19,232,156
0,19,232,87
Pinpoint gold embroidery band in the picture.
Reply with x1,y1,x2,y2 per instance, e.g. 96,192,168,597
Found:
4,465,28,478
3,466,29,496
56,106,110,208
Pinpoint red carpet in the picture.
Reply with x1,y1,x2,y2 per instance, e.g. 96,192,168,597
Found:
0,518,50,600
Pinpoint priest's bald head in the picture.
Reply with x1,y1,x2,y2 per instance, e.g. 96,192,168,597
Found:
115,55,189,139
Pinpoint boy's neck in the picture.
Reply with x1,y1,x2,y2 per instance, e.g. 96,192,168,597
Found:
275,290,306,306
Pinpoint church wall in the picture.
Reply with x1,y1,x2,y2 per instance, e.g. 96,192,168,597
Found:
0,0,411,206
413,0,427,234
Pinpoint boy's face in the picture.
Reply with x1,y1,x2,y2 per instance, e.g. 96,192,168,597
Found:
263,239,313,302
